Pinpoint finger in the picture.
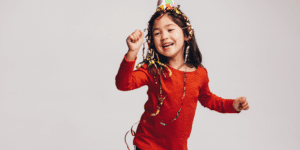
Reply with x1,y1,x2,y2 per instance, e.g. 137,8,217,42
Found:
246,106,249,110
140,30,144,40
130,30,137,41
133,31,139,42
241,96,246,102
138,30,144,38
131,30,137,37
136,32,143,43
128,35,135,43
243,105,249,110
126,35,132,43
241,104,248,109
238,97,246,104
136,30,141,37
242,101,248,107
236,97,243,104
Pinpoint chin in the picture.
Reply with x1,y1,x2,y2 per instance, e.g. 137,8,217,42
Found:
164,49,183,57
157,50,172,57
161,52,180,60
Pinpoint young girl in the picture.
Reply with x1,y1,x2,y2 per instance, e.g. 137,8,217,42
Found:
116,0,249,149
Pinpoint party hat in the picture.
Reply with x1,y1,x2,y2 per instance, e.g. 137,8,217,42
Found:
157,0,176,11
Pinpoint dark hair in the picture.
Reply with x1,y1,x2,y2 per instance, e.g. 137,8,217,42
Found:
140,6,203,70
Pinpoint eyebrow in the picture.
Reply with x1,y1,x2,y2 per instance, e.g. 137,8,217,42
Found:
152,23,175,32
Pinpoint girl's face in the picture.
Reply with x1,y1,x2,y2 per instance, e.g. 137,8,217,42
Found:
152,13,187,61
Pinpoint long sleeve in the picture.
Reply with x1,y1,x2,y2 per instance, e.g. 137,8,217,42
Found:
115,55,149,91
198,68,238,113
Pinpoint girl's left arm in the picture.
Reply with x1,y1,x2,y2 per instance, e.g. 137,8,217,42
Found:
198,68,239,113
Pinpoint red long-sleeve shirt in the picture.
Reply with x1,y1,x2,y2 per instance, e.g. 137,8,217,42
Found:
116,55,239,150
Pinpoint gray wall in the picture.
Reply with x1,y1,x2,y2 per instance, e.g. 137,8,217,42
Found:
0,0,299,149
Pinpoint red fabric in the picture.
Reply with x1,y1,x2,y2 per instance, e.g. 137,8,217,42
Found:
116,55,239,150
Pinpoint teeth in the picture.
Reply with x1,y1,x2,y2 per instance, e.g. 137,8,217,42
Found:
163,43,173,47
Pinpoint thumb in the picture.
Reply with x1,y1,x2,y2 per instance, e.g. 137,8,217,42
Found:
139,30,144,38
137,30,144,43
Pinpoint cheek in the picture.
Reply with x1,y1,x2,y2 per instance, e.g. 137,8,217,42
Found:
174,31,184,40
173,32,185,46
153,38,160,48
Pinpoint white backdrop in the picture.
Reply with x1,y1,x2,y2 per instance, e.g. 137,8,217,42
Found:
0,0,300,150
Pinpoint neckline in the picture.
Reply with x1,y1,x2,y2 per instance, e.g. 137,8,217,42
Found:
167,65,198,73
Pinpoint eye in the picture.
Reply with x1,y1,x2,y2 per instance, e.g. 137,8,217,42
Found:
168,29,174,32
154,32,160,36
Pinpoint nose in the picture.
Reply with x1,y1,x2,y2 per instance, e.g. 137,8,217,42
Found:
160,31,169,42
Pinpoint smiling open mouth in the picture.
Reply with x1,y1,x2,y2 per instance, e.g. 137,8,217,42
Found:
162,43,174,48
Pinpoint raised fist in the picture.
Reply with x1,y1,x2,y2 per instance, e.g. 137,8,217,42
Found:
126,30,144,52
233,96,249,112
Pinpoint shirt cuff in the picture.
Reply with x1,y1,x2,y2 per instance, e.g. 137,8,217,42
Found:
120,54,137,71
226,99,241,113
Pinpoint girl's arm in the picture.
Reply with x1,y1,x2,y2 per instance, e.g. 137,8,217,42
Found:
198,68,239,113
115,30,148,91
115,54,149,91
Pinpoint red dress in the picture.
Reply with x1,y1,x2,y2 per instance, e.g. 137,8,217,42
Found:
116,55,239,150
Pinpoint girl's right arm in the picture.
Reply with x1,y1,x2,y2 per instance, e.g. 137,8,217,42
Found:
115,30,148,91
